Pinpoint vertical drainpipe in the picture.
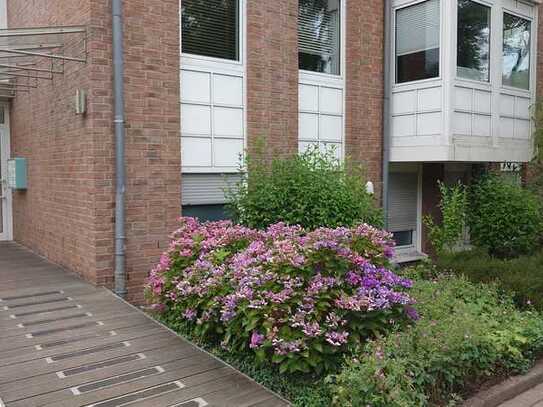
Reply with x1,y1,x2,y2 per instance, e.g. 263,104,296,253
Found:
382,0,392,230
112,0,127,298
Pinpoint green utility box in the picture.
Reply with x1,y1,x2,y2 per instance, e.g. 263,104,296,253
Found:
7,158,27,190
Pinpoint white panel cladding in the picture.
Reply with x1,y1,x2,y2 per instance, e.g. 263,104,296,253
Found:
298,80,344,155
391,85,443,139
182,173,241,205
180,0,246,173
498,92,532,140
181,68,245,172
452,86,492,139
389,0,536,163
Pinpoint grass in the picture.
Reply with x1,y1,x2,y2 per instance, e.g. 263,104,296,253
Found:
436,249,543,311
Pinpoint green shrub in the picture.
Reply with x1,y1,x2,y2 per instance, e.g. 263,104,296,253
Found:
330,270,543,407
226,147,383,230
423,181,467,254
437,249,543,310
468,175,542,258
146,218,414,375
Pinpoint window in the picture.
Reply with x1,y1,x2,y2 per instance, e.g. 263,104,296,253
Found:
392,231,414,247
503,13,531,90
388,171,419,248
457,0,490,82
181,0,239,61
396,0,440,84
298,0,341,75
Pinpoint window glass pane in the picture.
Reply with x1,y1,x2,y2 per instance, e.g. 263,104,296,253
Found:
393,231,414,247
299,0,341,75
503,13,531,90
396,0,440,84
457,0,490,81
181,0,239,61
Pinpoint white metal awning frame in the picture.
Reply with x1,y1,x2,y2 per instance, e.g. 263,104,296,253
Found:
0,25,87,98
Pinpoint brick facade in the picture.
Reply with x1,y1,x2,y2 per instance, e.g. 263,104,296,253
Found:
345,0,385,201
8,0,181,303
246,0,299,159
6,0,385,301
8,0,97,283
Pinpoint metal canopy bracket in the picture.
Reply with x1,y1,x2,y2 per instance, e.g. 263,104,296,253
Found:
0,25,87,97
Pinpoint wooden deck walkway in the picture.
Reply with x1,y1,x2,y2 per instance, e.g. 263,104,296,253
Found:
0,242,289,407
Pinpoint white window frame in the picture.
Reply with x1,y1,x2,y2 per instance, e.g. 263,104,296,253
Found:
454,0,493,84
390,164,423,254
180,0,247,174
500,7,534,93
392,0,443,87
298,0,346,159
180,0,244,66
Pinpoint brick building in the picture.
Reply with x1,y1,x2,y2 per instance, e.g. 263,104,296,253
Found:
0,0,539,301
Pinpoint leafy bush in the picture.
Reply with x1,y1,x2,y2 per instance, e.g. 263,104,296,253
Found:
226,147,383,230
146,217,415,375
423,181,467,254
330,269,543,407
468,175,542,258
437,249,543,311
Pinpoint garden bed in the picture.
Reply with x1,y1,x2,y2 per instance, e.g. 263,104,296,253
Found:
146,219,543,406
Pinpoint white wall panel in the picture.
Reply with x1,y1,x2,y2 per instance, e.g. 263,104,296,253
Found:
499,117,515,138
392,90,416,115
213,75,243,106
182,138,212,167
473,115,491,138
299,84,319,111
181,104,211,135
213,107,244,138
473,90,491,114
299,78,344,154
300,113,319,140
454,87,473,111
515,98,531,119
418,87,441,111
392,115,416,137
319,87,343,114
516,120,531,139
214,139,243,167
320,115,343,141
417,112,442,135
500,95,515,117
453,112,471,136
181,70,210,104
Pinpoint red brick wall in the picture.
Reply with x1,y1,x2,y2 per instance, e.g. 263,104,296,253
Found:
8,0,97,283
121,0,181,303
421,163,444,255
8,0,181,303
246,0,299,158
345,0,385,200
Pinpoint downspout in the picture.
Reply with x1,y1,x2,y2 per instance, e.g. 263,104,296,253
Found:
112,0,127,298
382,0,392,230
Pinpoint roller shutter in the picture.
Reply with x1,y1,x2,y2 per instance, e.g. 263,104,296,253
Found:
388,172,418,233
182,174,241,206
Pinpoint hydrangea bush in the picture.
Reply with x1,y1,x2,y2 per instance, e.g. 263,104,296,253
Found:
146,217,416,374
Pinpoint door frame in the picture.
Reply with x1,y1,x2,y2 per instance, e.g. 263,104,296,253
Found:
0,101,12,241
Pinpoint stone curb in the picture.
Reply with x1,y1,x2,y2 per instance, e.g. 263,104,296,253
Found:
463,359,543,407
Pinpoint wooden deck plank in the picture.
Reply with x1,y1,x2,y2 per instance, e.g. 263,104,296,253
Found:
0,242,289,407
